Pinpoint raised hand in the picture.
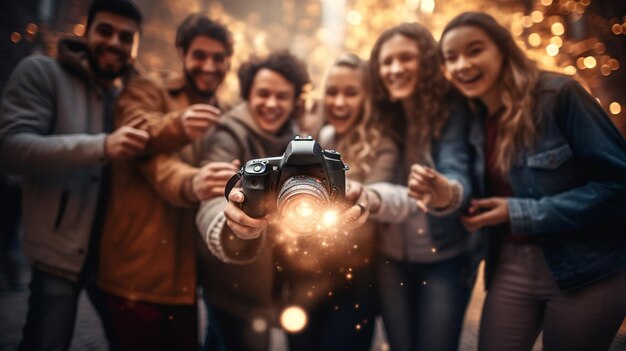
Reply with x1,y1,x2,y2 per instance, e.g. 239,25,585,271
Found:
193,160,240,201
105,119,150,160
408,164,454,212
181,104,221,140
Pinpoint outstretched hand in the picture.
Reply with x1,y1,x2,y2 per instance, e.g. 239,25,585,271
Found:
407,164,454,213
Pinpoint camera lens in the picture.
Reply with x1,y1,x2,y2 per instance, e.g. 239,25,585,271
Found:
277,175,330,236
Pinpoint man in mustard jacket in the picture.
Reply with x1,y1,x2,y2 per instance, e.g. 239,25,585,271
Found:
97,13,237,350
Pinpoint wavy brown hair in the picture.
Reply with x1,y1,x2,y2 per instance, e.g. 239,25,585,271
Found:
441,12,541,174
323,53,380,180
369,22,451,169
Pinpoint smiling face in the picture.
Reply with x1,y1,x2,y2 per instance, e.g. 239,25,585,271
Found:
85,11,140,80
324,65,365,136
441,25,504,110
181,36,230,97
378,34,420,102
248,68,296,134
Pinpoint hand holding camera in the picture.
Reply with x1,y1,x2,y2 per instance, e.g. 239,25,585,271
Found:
224,136,364,238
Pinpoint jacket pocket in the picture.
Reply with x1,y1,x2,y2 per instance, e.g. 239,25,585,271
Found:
53,190,69,231
527,143,573,170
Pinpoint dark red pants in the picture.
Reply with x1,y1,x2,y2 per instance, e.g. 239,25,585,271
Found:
104,293,198,351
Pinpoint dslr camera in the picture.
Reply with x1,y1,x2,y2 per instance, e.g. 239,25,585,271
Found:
226,136,348,236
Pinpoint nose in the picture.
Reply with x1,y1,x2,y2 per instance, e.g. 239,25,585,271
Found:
335,94,345,107
107,33,121,48
266,95,277,108
456,55,472,71
390,59,403,75
202,58,216,72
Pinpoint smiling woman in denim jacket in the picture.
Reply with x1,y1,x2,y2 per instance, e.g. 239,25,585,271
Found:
422,11,626,351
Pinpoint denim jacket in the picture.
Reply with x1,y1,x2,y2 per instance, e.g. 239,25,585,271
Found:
469,72,626,291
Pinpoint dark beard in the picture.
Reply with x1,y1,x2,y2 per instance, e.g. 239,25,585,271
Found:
184,70,222,100
86,46,130,81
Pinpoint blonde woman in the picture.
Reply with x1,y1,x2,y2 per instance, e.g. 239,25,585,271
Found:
364,23,477,351
433,12,626,351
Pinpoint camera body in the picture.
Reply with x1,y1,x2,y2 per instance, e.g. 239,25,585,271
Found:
239,136,347,222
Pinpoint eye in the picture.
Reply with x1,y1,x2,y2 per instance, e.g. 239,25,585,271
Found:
276,92,293,101
96,24,114,37
119,32,134,44
192,51,208,60
444,54,458,63
212,53,226,64
256,89,271,98
345,88,360,97
325,87,338,96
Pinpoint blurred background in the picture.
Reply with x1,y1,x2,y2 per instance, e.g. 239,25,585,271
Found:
1,0,625,134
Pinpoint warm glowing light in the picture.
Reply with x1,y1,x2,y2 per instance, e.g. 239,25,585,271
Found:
295,201,314,218
322,211,338,227
614,24,624,35
73,24,85,37
528,33,541,47
601,65,611,76
10,32,22,43
576,57,586,69
420,0,435,14
252,318,268,333
563,65,577,75
609,102,622,115
551,22,565,36
346,10,363,26
540,0,553,5
355,324,362,330
550,36,563,47
25,23,38,35
405,0,420,11
546,43,559,56
522,16,533,28
280,306,307,333
609,59,620,70
531,11,544,23
346,273,353,280
583,56,597,69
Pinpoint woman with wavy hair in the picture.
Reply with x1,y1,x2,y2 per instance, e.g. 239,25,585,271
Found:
433,11,626,351
363,23,478,351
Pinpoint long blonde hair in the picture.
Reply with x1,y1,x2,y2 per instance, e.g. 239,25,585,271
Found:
324,53,380,180
441,12,541,174
369,22,451,171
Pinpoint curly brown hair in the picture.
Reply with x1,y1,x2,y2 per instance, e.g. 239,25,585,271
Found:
369,22,451,170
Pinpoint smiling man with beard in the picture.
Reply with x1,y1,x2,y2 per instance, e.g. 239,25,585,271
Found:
0,1,145,350
96,13,237,350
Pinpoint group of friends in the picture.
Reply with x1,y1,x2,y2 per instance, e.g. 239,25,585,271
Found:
1,0,626,350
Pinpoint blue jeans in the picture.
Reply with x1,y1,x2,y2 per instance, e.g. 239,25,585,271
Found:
18,266,115,351
376,254,473,351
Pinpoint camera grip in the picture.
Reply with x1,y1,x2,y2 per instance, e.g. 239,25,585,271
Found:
241,190,267,218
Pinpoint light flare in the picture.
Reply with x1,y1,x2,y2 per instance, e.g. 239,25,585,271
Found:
280,306,308,333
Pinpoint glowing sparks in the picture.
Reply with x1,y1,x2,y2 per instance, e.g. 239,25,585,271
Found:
583,56,597,69
346,10,363,26
528,33,541,47
10,32,21,43
420,0,435,14
546,43,559,57
280,306,307,333
563,65,577,75
609,102,622,115
252,318,268,333
322,210,338,226
551,22,565,36
531,10,544,23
